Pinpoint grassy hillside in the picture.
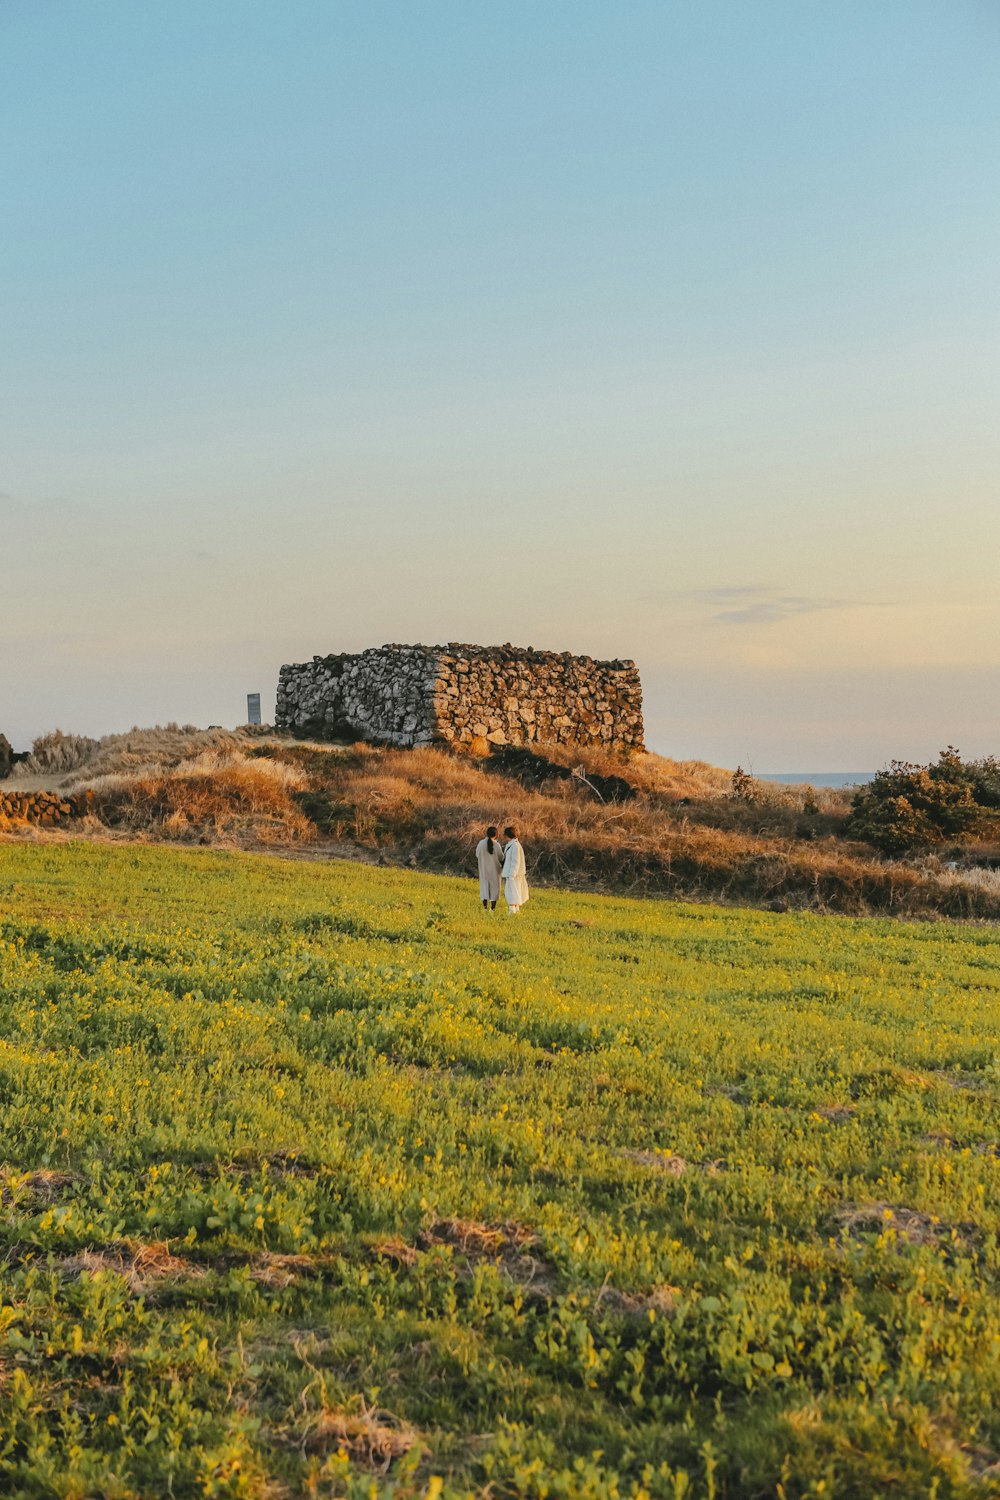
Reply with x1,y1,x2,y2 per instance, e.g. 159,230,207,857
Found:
7,727,1000,919
1,844,999,1496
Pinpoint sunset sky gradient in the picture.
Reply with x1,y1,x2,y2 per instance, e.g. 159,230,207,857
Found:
3,2,999,767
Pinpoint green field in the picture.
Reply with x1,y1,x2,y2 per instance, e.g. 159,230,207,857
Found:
1,844,1000,1499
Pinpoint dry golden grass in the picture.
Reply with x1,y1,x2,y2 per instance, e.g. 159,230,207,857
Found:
56,1241,204,1292
298,1402,418,1469
536,740,734,800
247,1252,319,1287
96,750,313,845
286,742,996,917
11,727,997,918
422,1217,540,1255
12,724,265,789
0,1167,80,1207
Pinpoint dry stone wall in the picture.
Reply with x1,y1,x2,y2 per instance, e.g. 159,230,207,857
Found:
0,788,95,826
275,646,439,745
276,643,644,751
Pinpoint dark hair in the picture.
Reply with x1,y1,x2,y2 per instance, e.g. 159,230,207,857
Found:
486,824,498,854
504,826,516,839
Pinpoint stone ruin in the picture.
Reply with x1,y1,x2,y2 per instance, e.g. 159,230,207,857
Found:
276,643,644,752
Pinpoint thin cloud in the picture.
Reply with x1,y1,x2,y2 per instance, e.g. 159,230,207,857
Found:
693,585,878,626
693,585,775,601
717,596,854,625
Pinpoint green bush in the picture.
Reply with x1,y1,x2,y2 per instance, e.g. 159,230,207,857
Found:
960,753,1000,809
849,747,988,854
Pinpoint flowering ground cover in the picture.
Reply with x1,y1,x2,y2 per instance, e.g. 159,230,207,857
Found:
0,842,999,1498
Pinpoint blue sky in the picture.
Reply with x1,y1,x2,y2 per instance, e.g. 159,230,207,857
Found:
3,2,999,766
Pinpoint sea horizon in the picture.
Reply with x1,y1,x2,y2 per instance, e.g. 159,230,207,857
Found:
758,771,874,788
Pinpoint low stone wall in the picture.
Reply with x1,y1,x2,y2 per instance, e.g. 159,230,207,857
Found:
0,789,95,826
277,643,644,751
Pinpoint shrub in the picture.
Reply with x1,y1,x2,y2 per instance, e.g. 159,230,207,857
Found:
731,766,756,802
957,754,1000,809
849,748,985,854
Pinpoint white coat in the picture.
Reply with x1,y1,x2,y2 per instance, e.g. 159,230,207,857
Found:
475,836,505,901
501,838,529,908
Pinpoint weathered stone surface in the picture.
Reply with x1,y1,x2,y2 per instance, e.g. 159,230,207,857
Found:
0,788,95,824
276,643,644,751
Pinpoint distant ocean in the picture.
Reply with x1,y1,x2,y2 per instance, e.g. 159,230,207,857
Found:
758,772,874,789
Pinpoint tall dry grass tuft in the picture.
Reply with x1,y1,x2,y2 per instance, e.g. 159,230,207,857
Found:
13,724,260,788
18,729,100,776
534,741,735,800
937,865,1000,898
96,751,313,845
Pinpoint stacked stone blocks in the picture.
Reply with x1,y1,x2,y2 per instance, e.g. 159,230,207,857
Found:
276,643,644,751
0,789,95,826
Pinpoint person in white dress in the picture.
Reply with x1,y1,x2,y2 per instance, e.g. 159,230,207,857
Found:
500,825,529,914
475,825,505,911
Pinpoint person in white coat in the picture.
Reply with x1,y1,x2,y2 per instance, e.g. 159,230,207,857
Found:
500,825,529,914
475,825,505,911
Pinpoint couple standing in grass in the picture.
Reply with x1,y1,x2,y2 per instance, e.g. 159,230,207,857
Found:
476,825,529,914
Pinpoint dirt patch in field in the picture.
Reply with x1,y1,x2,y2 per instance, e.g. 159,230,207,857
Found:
829,1202,976,1249
616,1147,688,1175
919,1132,1000,1159
961,1442,1000,1482
930,1068,993,1093
57,1241,335,1292
299,1402,419,1470
703,1082,749,1106
597,1281,681,1318
248,1252,321,1287
370,1236,420,1268
421,1216,539,1256
420,1217,557,1298
814,1105,857,1123
56,1240,204,1291
366,1218,561,1298
0,1167,82,1207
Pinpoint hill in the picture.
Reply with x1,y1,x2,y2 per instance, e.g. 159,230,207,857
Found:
0,842,998,1497
3,726,999,920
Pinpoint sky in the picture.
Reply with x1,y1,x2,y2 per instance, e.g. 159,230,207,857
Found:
3,2,999,769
